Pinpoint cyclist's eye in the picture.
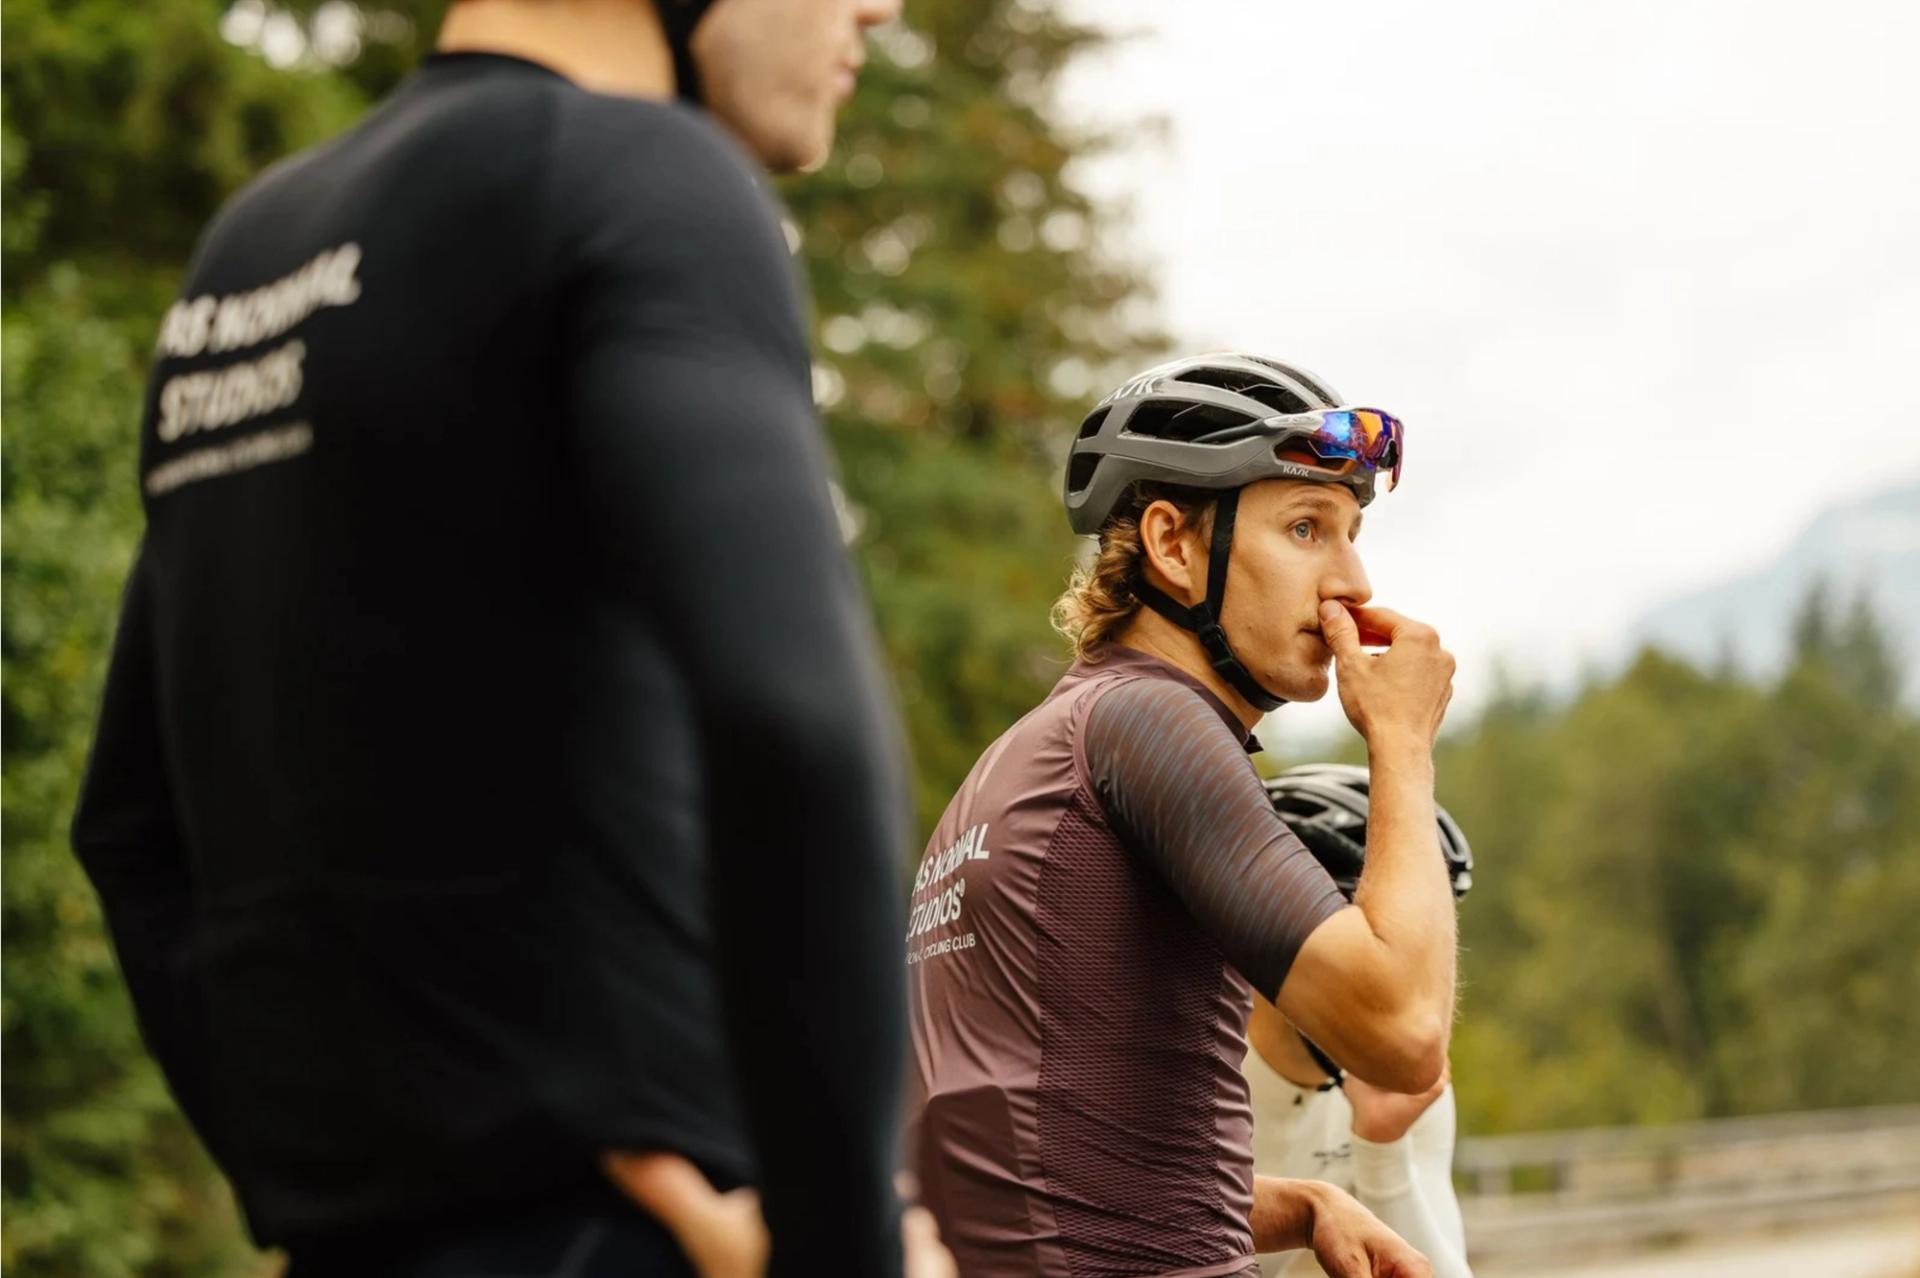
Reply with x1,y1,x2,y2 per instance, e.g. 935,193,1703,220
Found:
1290,519,1316,542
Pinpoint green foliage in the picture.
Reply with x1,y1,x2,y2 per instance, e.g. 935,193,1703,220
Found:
1,0,367,292
2,3,409,1271
782,1,1165,827
1443,600,1920,1135
2,221,266,1278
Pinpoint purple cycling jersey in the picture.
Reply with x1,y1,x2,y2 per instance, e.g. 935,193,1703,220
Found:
906,645,1346,1277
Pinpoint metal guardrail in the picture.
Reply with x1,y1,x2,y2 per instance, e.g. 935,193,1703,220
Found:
1454,1104,1920,1264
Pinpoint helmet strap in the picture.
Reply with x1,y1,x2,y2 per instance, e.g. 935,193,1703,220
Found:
669,43,702,103
1130,487,1287,713
657,1,709,103
1298,1031,1346,1091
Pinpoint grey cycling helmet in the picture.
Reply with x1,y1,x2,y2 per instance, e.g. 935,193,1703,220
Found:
1264,762,1474,900
1064,353,1405,713
1064,352,1396,535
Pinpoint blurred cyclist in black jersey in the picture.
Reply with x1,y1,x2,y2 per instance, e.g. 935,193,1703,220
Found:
70,2,955,1276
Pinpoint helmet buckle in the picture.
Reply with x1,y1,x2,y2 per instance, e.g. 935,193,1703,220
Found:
1195,621,1238,677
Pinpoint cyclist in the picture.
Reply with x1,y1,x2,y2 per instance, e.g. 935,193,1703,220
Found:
1249,765,1476,1278
904,352,1459,1276
70,1,937,1276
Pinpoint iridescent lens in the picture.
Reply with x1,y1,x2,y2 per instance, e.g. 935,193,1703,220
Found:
1315,410,1399,465
1352,410,1388,450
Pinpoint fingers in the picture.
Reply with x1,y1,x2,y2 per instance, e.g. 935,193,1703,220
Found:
1384,1251,1436,1278
1373,1230,1436,1278
604,1153,768,1278
1324,603,1447,654
601,1150,717,1216
902,1206,941,1248
1342,604,1425,641
1318,601,1365,661
1350,1229,1433,1278
902,1206,959,1278
607,1154,957,1278
1355,619,1395,648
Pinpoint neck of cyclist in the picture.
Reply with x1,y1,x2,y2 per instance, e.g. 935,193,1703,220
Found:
1116,605,1266,735
437,0,677,99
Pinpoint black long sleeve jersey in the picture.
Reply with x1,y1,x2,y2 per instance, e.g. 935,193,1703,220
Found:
71,52,910,1273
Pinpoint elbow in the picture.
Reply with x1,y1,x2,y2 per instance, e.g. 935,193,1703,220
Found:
1390,1011,1450,1092
1347,1007,1450,1093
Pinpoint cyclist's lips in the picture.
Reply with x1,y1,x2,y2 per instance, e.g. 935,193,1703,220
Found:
835,58,863,99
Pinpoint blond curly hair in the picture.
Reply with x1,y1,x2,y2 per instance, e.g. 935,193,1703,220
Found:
1050,483,1217,661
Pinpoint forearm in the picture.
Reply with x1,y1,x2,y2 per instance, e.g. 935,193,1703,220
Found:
675,466,906,1273
565,192,914,1264
709,686,908,1278
1276,741,1454,1088
1250,1175,1329,1253
1257,1167,1439,1276
1352,737,1455,1030
601,386,906,1273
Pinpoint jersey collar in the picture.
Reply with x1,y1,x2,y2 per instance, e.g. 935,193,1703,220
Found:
419,51,574,84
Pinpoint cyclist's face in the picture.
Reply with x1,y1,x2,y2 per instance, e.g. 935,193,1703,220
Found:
694,0,900,172
1221,479,1373,704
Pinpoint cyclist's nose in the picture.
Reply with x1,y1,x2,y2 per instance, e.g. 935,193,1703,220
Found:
1323,541,1372,611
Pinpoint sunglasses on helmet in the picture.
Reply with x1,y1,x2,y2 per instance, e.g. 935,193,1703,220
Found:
1193,407,1404,491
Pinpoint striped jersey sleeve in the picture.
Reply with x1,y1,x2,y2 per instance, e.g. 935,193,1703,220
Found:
1083,678,1347,998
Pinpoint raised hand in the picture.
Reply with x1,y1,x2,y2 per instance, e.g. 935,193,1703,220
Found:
602,1151,768,1278
1317,601,1455,749
1307,1182,1435,1278
603,1151,958,1278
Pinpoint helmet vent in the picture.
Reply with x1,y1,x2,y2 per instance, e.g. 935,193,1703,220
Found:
1176,365,1314,416
1066,452,1101,496
1121,398,1250,442
1076,406,1111,441
1239,356,1340,408
1237,382,1311,415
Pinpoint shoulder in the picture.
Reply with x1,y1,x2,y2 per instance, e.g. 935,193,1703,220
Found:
544,94,804,357
547,93,790,264
1077,674,1253,809
1084,675,1240,754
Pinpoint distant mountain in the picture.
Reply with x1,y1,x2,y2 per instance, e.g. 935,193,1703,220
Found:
1626,479,1920,694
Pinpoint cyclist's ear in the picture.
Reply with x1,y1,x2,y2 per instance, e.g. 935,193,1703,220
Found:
1138,498,1207,605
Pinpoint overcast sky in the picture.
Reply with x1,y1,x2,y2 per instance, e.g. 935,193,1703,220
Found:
1052,0,1920,741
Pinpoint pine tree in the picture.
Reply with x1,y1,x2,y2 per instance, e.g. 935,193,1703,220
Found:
783,0,1165,825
